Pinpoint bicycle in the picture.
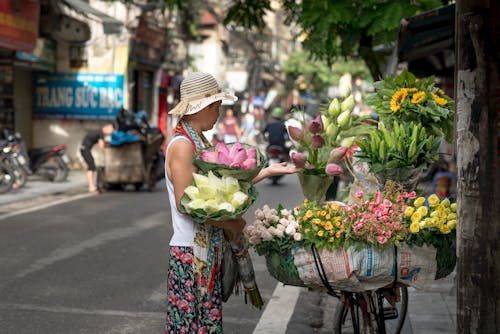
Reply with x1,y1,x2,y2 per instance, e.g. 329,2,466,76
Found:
311,246,409,334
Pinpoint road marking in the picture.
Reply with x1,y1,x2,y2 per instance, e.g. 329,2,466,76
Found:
252,284,303,334
13,212,166,280
0,192,97,221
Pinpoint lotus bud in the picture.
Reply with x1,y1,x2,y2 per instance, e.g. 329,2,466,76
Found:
311,134,325,149
215,142,229,155
328,98,341,117
323,117,330,128
325,163,344,176
340,95,355,113
200,150,217,163
229,149,247,167
287,125,304,142
344,87,351,98
216,150,232,165
229,142,245,159
247,147,257,160
337,110,351,129
241,158,257,170
291,152,307,168
307,115,324,134
340,136,356,148
328,147,347,163
325,124,339,141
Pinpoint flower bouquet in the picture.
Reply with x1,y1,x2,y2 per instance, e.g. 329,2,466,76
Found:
194,142,265,182
244,205,304,286
403,194,457,279
180,171,258,223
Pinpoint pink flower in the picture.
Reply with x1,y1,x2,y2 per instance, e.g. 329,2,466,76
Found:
209,308,222,321
308,115,324,134
325,163,343,176
215,142,229,155
377,236,388,244
291,152,307,168
200,150,217,163
288,125,304,141
293,233,302,241
355,191,364,199
328,147,347,163
185,292,195,302
181,253,193,265
311,134,325,149
216,150,232,165
408,191,416,199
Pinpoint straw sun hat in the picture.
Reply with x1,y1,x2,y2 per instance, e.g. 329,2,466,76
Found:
169,72,237,117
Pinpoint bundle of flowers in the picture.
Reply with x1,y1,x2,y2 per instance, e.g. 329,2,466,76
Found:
194,142,265,181
180,171,257,223
341,181,415,250
404,194,457,278
365,70,455,143
294,199,346,251
244,205,304,286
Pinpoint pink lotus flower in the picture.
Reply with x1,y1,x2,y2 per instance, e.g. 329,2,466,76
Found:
216,150,232,165
328,147,347,163
215,142,229,155
242,158,257,169
247,147,257,160
325,163,343,176
308,115,324,134
288,125,305,142
200,150,217,163
229,149,248,167
311,134,325,149
291,152,307,168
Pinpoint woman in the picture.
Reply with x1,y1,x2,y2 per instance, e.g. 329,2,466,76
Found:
165,72,300,333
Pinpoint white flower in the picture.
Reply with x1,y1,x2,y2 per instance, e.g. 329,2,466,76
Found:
218,202,236,213
276,224,286,232
279,218,290,226
261,230,272,241
231,191,248,208
293,233,302,241
285,224,296,235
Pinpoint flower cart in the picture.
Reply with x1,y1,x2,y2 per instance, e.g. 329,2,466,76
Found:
246,71,456,333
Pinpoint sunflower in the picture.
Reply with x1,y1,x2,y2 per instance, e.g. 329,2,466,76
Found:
431,93,448,106
390,88,408,112
411,91,426,104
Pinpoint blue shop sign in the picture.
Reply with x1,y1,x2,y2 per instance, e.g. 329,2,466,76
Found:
34,73,124,120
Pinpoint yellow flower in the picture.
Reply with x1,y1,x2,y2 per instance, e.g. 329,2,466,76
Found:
450,203,457,212
336,231,342,238
432,93,448,106
325,214,331,220
441,198,451,207
447,213,457,221
419,221,427,228
414,197,426,208
324,222,333,230
390,89,408,112
331,202,341,211
317,230,324,237
416,206,428,217
305,210,313,218
440,224,451,234
438,89,445,95
411,91,426,104
335,217,342,227
411,212,422,222
410,221,420,233
304,228,310,233
404,206,415,217
447,220,457,229
320,210,326,216
329,237,334,243
428,194,440,207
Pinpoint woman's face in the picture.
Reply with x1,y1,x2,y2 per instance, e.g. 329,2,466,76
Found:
203,101,222,129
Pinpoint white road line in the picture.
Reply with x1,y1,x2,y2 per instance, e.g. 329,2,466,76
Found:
14,212,166,280
0,192,96,221
252,284,303,334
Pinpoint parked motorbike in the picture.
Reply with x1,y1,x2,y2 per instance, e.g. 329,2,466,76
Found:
2,129,71,182
0,141,28,189
266,144,289,185
0,147,16,193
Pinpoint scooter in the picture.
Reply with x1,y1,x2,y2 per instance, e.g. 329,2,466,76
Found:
3,129,71,182
266,144,289,185
0,141,28,189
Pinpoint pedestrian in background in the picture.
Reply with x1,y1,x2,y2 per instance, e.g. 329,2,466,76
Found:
220,108,241,143
80,123,115,192
164,72,300,333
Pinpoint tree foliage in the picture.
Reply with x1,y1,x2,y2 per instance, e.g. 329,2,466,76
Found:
224,0,443,79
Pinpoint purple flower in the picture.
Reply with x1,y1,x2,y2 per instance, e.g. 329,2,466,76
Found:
325,163,343,176
287,126,304,142
310,134,325,149
307,115,324,134
291,152,307,168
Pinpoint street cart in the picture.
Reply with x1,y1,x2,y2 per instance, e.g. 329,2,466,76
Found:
96,130,164,192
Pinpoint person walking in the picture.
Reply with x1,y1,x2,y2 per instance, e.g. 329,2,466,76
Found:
80,123,115,192
262,107,289,154
165,72,300,333
220,108,241,143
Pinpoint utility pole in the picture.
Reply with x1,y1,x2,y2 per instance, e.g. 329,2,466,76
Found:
455,1,500,333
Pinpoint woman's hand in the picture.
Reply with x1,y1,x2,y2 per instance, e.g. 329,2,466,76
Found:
252,162,302,184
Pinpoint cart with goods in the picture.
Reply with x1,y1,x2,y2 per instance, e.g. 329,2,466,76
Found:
96,127,164,192
245,70,456,333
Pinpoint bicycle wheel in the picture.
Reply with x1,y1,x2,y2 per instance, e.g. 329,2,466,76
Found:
333,287,408,334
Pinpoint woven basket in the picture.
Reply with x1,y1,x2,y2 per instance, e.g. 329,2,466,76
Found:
265,250,306,287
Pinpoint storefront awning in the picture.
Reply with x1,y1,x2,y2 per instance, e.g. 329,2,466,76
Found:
62,0,123,35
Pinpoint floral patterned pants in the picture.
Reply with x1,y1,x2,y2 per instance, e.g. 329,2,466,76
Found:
166,246,223,334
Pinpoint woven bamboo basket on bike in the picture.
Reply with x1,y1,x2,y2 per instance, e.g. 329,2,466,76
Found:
265,250,306,287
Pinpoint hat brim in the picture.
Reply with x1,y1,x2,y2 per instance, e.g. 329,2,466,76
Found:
169,92,238,116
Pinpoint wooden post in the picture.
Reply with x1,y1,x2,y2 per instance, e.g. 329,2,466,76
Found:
455,0,500,333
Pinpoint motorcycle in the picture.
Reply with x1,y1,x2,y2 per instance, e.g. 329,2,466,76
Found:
266,144,289,185
0,145,16,193
3,129,71,182
0,141,28,189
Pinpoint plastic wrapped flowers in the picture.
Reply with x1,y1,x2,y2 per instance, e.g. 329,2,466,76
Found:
180,171,258,223
194,142,265,181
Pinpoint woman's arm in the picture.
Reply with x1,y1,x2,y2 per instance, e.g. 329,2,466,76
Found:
252,162,302,184
167,139,197,211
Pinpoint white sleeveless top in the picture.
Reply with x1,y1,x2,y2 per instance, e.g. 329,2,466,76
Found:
165,136,195,246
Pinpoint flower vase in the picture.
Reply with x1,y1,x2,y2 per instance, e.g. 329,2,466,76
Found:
298,173,333,204
374,167,423,192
